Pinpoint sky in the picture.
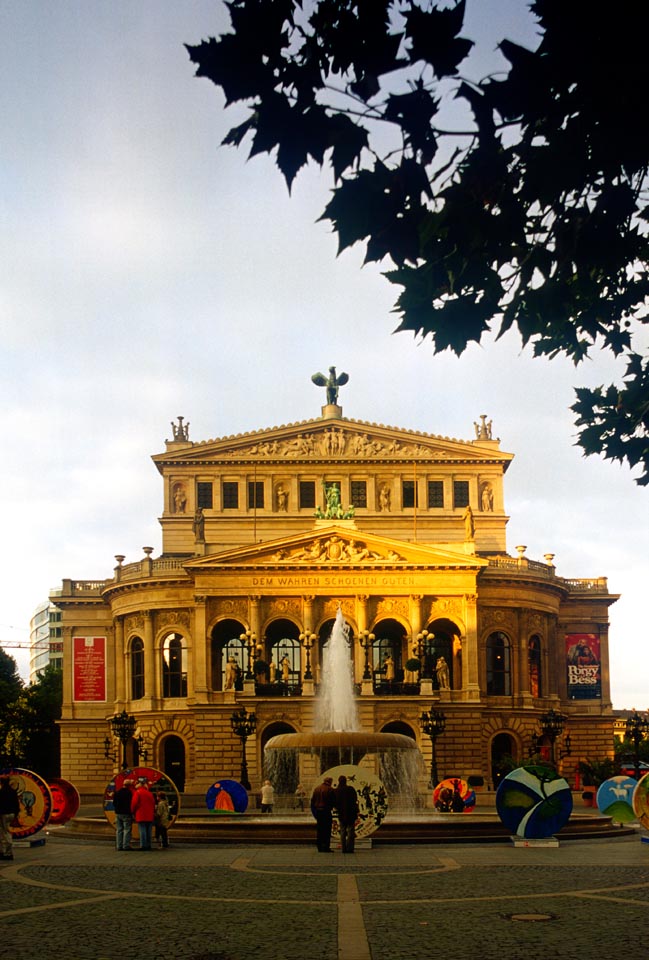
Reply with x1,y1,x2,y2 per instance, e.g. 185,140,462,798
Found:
1,1,647,707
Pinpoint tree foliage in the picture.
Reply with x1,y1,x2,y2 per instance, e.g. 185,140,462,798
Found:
186,0,649,481
0,653,61,777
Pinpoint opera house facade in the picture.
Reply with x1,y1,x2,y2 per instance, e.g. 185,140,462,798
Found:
54,380,616,796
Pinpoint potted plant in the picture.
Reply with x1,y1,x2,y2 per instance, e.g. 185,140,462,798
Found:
404,657,420,682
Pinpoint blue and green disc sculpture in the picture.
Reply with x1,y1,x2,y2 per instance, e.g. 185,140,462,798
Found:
632,772,649,829
596,775,637,823
496,765,573,838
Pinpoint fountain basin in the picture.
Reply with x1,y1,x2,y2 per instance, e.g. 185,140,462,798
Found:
265,731,419,752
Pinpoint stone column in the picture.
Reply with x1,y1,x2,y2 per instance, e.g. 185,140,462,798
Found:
463,594,480,700
192,596,209,702
143,610,156,702
114,617,125,706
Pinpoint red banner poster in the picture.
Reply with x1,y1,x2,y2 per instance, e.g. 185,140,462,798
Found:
565,633,601,700
73,636,106,701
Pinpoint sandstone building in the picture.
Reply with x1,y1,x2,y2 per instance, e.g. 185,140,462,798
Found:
54,377,617,797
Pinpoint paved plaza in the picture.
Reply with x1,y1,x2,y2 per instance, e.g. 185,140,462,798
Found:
2,830,649,960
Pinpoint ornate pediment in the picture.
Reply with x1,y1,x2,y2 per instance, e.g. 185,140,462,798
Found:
185,524,487,570
154,417,512,467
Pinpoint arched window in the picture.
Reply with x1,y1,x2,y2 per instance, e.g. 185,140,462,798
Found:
130,637,144,700
422,625,454,688
371,618,406,685
528,635,542,697
271,637,301,689
210,619,246,691
162,633,187,698
221,636,247,689
486,632,511,696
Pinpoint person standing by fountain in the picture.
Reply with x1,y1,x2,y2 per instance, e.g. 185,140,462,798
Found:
260,780,275,814
334,775,359,854
311,776,335,852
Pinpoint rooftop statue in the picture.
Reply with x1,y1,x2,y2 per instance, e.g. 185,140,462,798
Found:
312,366,349,405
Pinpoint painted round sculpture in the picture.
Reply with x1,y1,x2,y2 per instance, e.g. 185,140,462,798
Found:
318,764,387,840
0,767,53,839
496,765,573,839
206,778,248,814
596,775,637,824
48,777,80,825
103,767,180,827
433,777,476,813
632,772,649,828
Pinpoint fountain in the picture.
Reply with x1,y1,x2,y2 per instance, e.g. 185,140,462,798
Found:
265,608,422,803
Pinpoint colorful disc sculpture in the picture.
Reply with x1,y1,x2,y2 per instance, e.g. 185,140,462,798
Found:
103,767,180,828
596,775,637,824
0,767,53,840
433,777,476,813
206,779,248,813
496,765,573,839
48,777,80,825
632,773,649,829
318,764,387,840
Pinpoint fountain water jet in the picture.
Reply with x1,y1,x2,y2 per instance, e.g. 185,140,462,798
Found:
265,608,422,804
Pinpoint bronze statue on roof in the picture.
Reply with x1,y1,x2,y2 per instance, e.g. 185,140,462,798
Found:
312,366,349,405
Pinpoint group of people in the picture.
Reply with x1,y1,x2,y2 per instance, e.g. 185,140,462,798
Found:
311,774,359,853
112,778,171,850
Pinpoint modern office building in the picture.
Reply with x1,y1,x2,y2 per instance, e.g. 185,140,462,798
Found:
53,377,617,796
29,601,63,682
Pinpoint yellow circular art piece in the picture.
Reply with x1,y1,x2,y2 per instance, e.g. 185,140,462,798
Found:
319,764,387,840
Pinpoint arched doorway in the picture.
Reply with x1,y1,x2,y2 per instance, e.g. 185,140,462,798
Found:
163,734,186,792
262,721,298,797
265,618,301,692
210,618,246,691
490,731,517,789
372,618,407,688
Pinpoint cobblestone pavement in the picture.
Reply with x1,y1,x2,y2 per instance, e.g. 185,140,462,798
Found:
2,832,649,960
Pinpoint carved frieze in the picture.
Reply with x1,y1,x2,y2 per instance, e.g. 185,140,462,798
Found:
124,613,144,636
265,598,302,621
270,535,403,563
213,429,456,461
156,610,190,631
211,598,248,621
480,608,516,631
321,597,355,622
374,597,409,621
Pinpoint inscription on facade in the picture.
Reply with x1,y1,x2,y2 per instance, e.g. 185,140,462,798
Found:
251,574,416,588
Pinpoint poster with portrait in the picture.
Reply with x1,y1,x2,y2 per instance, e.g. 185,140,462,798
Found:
565,633,601,700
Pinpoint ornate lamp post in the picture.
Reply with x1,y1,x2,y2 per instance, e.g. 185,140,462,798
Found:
419,707,446,788
416,629,430,678
359,629,375,681
230,706,257,790
539,708,570,767
299,633,316,680
625,710,649,780
240,630,257,680
104,710,137,769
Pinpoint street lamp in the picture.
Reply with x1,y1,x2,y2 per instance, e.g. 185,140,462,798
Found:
539,708,570,767
359,630,375,681
239,630,257,680
104,710,137,769
625,710,649,780
299,633,316,680
230,706,257,790
419,707,446,788
416,630,430,678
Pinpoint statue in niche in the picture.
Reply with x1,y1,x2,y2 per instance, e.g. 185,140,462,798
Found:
224,656,239,690
382,654,395,681
311,366,349,405
463,504,475,540
378,484,391,512
276,484,288,512
436,656,450,690
193,508,205,542
280,655,291,682
480,482,494,512
173,483,187,514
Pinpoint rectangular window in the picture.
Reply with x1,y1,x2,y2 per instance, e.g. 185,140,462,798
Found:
299,481,316,509
402,480,418,508
248,481,264,509
222,481,239,509
453,480,469,508
351,480,367,508
197,481,213,510
427,480,444,508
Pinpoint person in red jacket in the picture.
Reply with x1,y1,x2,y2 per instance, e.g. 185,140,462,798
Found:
131,779,156,850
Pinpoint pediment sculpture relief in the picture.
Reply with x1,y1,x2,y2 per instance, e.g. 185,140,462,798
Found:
217,429,451,460
269,536,404,563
